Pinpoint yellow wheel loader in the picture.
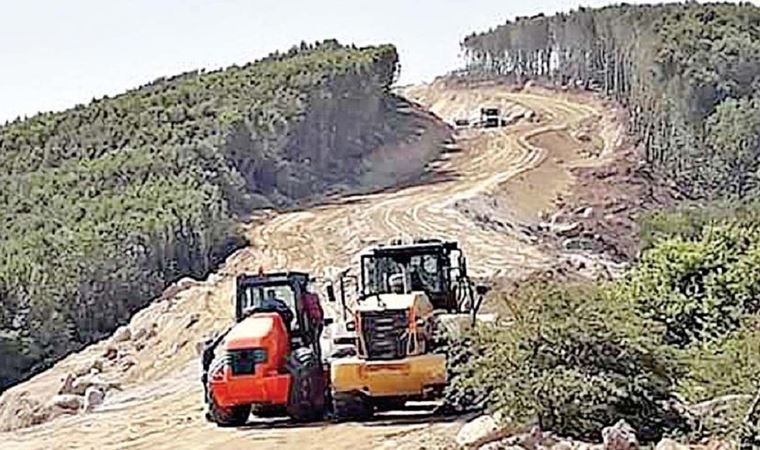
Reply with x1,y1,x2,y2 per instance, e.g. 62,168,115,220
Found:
325,239,488,419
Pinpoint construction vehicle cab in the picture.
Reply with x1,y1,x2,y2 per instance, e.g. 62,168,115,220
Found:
327,239,487,419
202,271,326,426
359,239,485,314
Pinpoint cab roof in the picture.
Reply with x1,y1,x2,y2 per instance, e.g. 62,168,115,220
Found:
359,239,459,257
236,271,310,287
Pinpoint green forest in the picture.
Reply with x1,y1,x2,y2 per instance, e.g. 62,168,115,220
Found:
461,2,760,201
0,41,408,390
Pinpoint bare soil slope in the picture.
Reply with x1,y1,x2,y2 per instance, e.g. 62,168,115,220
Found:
1,81,625,450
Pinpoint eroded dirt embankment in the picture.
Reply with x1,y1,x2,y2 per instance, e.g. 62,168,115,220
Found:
0,81,631,450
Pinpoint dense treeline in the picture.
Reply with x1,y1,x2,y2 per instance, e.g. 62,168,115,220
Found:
461,2,760,200
0,41,407,389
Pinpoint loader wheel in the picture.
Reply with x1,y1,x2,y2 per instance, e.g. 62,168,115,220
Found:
331,391,373,421
372,396,406,412
251,404,287,418
207,395,251,427
285,347,325,422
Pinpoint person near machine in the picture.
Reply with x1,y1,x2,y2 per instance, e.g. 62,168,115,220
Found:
388,273,406,294
301,287,325,354
261,289,294,328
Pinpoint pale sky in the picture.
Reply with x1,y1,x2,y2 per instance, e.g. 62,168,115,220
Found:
0,0,753,122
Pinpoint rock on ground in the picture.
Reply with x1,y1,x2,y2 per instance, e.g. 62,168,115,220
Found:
78,358,104,376
701,441,735,450
47,394,83,411
551,442,575,450
131,322,159,344
70,374,120,396
602,420,638,450
655,439,690,450
476,425,545,450
58,373,75,395
478,443,523,450
160,277,200,301
110,325,132,343
579,445,606,450
103,345,119,360
0,391,45,432
456,414,505,448
550,443,604,450
83,386,105,412
43,394,84,423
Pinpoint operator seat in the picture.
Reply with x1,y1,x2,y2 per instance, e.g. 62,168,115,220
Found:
409,268,424,292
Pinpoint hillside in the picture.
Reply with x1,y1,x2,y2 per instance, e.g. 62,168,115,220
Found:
0,40,448,391
450,3,760,447
461,2,760,202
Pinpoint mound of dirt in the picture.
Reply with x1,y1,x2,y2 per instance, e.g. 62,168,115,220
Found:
0,274,226,432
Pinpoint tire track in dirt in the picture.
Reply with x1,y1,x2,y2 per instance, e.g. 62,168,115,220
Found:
1,84,615,450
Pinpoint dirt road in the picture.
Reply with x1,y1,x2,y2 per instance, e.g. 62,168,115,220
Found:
1,82,619,450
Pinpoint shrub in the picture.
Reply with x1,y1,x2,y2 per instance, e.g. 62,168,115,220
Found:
625,221,760,347
445,281,685,441
675,318,760,439
639,201,760,250
683,323,760,402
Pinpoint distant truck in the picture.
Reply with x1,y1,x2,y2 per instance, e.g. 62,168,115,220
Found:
453,107,504,130
480,107,501,128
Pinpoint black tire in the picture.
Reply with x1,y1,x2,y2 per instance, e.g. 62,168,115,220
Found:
251,404,287,418
207,394,251,427
331,391,373,421
285,347,326,422
372,396,406,412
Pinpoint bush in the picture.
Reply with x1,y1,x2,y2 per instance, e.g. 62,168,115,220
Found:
639,201,760,250
625,221,760,347
445,281,685,441
680,318,760,400
673,318,760,439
